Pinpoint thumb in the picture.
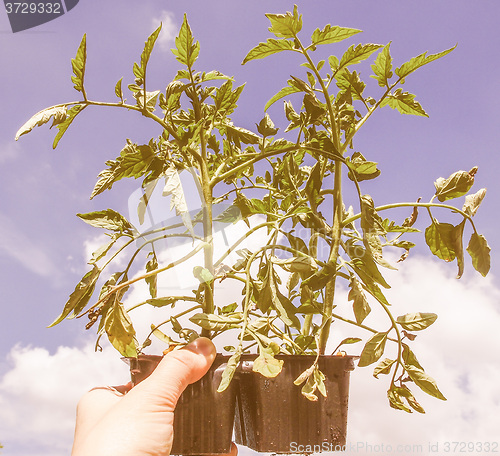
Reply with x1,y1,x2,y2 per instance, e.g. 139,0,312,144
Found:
131,337,217,410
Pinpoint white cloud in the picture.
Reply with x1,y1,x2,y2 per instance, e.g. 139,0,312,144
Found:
0,213,60,280
0,140,20,164
153,11,178,52
0,343,129,456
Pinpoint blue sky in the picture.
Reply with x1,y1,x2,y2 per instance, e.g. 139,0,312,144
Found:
1,1,499,454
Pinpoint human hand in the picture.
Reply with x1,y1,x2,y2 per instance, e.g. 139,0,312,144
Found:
71,337,237,456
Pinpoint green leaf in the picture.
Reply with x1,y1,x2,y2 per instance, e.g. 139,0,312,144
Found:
146,297,178,307
387,386,412,413
242,38,295,64
151,325,174,345
137,25,162,80
265,85,301,111
373,358,396,378
380,88,428,117
115,77,124,101
71,34,87,95
104,303,137,357
171,14,199,67
337,43,383,73
396,44,457,81
256,113,279,137
335,69,366,101
145,252,158,298
371,42,393,87
266,5,302,39
396,312,437,331
348,276,371,324
346,152,380,182
358,332,388,367
53,104,85,149
462,188,487,217
467,233,491,277
77,209,135,234
163,165,194,237
402,343,424,370
453,219,466,279
252,352,284,378
15,105,68,141
405,364,446,401
310,24,361,47
192,266,214,284
91,141,156,199
189,313,242,331
304,162,324,208
213,80,245,115
48,265,100,327
134,89,160,112
217,346,242,392
434,167,477,202
425,220,467,268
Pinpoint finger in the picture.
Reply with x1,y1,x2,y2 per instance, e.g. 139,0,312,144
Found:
129,337,216,411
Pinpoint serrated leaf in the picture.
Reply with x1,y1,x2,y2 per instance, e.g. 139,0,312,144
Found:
213,80,245,115
104,303,137,357
151,325,174,345
71,34,87,95
348,276,371,324
405,364,446,400
402,343,424,371
335,69,366,101
145,252,158,298
134,89,160,112
171,14,199,67
189,313,242,331
252,352,284,378
310,24,361,47
48,266,100,327
337,43,383,74
192,266,214,284
91,142,156,199
462,188,487,217
425,221,456,262
380,88,428,116
256,113,279,137
115,78,124,101
371,42,393,87
77,209,135,234
217,346,242,392
358,332,387,367
138,24,161,80
373,358,396,378
467,233,491,277
162,165,194,237
396,313,437,331
396,44,457,80
242,38,295,64
266,5,302,39
346,152,380,182
265,85,301,111
15,106,68,141
434,168,477,202
53,104,85,149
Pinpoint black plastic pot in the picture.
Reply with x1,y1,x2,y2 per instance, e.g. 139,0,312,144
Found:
124,354,236,455
233,354,356,454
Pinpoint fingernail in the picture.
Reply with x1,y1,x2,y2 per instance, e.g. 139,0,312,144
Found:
185,337,216,358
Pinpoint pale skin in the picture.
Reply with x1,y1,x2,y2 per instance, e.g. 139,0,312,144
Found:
71,337,237,456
